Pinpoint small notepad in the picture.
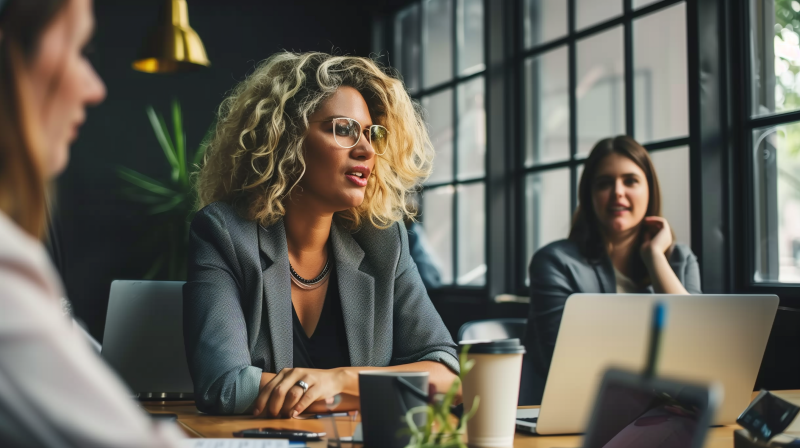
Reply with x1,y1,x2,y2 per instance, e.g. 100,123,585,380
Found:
182,439,289,448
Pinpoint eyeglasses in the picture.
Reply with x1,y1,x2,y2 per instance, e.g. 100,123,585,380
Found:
310,117,389,156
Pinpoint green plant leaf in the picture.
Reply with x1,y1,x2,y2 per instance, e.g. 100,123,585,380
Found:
172,99,188,187
146,194,185,215
117,166,179,197
146,106,179,178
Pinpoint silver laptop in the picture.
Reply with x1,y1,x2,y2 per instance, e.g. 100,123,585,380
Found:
101,280,193,400
516,294,778,435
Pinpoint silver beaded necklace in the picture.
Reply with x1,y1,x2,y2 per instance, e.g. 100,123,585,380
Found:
289,258,331,290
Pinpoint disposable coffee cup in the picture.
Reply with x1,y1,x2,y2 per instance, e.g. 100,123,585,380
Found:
359,371,429,448
461,339,526,448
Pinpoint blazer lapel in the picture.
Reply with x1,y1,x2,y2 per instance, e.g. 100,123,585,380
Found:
593,256,616,293
330,223,375,367
258,220,293,372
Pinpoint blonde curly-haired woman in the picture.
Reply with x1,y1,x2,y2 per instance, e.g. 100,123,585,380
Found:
184,52,459,418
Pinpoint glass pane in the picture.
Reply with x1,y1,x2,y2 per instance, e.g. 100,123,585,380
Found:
525,168,572,285
422,89,454,184
576,26,625,157
422,185,454,284
633,2,688,143
649,147,692,247
457,76,486,179
458,0,485,76
523,0,568,48
751,0,800,116
525,47,570,167
457,183,486,285
633,0,662,9
423,0,454,88
752,123,800,283
394,5,421,94
576,0,622,31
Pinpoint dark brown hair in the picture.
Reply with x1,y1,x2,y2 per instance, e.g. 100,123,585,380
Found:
569,136,666,274
0,0,68,238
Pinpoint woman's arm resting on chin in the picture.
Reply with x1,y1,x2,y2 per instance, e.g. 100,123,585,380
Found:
640,217,689,294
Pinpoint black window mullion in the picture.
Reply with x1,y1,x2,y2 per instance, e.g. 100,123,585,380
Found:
418,1,424,97
624,0,635,137
452,0,460,285
568,0,578,216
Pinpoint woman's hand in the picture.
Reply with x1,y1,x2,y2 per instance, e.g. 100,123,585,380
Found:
639,216,673,260
253,367,346,418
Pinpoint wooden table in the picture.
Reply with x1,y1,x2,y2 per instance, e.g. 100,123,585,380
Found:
144,391,800,448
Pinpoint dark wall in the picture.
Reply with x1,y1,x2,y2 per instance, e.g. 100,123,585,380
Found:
54,0,383,340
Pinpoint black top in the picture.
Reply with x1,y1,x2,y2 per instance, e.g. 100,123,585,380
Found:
291,273,351,369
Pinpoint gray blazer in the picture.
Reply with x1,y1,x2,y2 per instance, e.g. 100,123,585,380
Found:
524,239,701,377
183,202,459,415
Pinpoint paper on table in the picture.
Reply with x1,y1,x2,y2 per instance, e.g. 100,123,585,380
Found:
181,439,289,448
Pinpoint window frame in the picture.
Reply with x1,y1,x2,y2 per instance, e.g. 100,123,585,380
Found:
375,0,800,308
381,0,491,290
513,0,691,294
731,0,800,306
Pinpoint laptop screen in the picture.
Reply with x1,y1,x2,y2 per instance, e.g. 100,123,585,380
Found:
582,379,709,448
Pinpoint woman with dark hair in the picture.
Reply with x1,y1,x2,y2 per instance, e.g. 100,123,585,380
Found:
523,136,701,378
0,0,182,445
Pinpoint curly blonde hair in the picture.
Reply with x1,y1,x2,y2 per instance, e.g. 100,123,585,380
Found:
196,51,434,230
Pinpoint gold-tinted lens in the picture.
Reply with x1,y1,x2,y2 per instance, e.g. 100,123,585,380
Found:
370,125,389,155
332,118,360,148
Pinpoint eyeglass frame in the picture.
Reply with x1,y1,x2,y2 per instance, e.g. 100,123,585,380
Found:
308,117,389,156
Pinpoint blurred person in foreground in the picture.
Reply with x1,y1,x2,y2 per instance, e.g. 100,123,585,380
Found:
185,52,459,418
524,136,702,379
0,0,182,445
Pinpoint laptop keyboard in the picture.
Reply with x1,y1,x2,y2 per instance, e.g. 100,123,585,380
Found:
517,417,538,423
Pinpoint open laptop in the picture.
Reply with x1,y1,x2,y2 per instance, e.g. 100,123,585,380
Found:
101,280,194,400
516,294,778,435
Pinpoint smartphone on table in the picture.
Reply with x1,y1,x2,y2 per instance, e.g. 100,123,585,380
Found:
233,428,325,441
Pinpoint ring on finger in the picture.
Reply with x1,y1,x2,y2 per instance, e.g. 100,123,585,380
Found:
295,380,309,394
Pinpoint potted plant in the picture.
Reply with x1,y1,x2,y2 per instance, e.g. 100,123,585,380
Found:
117,99,211,280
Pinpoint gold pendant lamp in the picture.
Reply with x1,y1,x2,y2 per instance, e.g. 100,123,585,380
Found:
133,0,210,73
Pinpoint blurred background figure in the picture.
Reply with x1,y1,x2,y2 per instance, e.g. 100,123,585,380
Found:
405,198,443,290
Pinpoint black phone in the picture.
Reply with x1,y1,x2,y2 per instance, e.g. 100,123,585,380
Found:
738,390,800,441
233,428,325,441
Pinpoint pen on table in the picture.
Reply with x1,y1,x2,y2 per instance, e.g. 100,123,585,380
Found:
643,301,666,378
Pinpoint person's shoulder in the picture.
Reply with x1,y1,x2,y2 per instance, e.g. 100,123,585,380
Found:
195,201,239,221
351,220,405,245
669,243,697,262
0,212,63,300
534,239,584,262
193,201,252,232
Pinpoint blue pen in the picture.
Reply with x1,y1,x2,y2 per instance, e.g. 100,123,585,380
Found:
644,301,666,378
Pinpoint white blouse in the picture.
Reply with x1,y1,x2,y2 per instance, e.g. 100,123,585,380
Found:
613,267,642,294
0,211,182,447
